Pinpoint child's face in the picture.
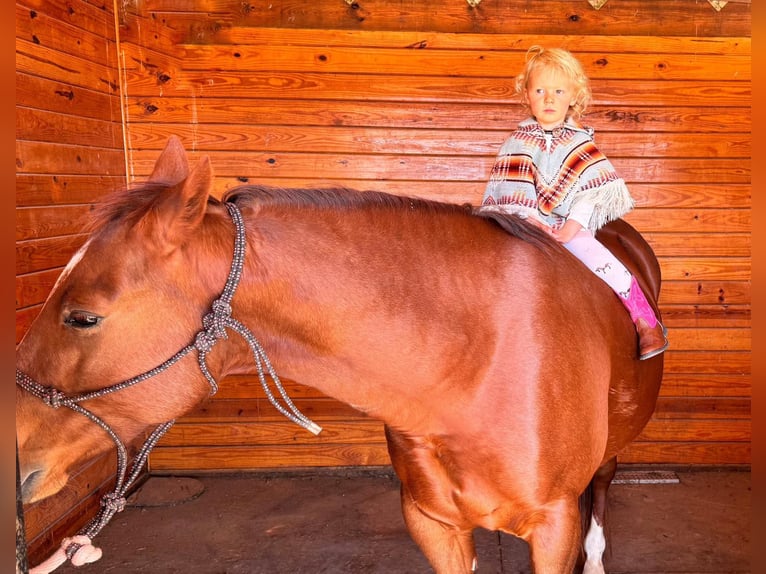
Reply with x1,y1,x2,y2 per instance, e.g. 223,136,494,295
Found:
524,67,576,130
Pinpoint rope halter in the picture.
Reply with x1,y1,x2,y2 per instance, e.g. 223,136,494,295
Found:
17,201,321,574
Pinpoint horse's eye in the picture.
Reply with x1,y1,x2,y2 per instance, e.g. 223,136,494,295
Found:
65,310,103,329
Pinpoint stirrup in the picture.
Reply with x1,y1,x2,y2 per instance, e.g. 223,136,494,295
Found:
639,343,668,360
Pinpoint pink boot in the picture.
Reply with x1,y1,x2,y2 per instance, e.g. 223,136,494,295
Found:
620,276,669,360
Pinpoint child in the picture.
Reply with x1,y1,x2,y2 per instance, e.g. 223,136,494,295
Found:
481,45,668,360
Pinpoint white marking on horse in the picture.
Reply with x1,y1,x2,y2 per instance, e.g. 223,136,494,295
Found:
583,514,606,574
51,241,90,293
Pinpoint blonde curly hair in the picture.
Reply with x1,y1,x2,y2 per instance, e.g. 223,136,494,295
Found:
514,45,591,120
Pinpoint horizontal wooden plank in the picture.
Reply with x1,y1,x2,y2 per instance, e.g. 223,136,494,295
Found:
652,281,750,306
148,440,750,471
618,441,750,465
159,420,385,447
15,268,61,308
653,396,750,420
16,73,121,122
626,209,750,233
15,38,119,95
216,377,330,400
662,351,749,375
16,107,123,149
16,141,126,176
204,29,751,56
126,151,750,186
16,234,87,275
20,0,117,41
629,184,750,209
116,7,183,54
660,306,750,329
585,107,752,135
658,373,751,398
138,0,751,37
664,352,752,375
16,3,116,69
16,205,91,241
656,257,750,282
126,125,749,159
148,443,392,471
644,234,749,257
125,97,752,133
636,419,750,442
176,44,749,81
125,70,750,107
661,328,750,352
16,174,127,207
180,398,370,424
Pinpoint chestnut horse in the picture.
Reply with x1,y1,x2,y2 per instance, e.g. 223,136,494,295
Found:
16,137,663,573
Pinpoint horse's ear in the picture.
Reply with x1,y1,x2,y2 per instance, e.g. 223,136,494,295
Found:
143,138,213,251
148,136,189,186
157,154,213,248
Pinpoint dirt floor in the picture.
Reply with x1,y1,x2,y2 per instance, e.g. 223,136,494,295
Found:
44,467,749,574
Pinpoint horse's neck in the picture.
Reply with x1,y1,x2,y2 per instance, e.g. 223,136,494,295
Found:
221,206,476,429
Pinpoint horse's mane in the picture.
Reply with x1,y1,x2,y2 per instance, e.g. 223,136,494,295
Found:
223,184,464,215
85,182,557,252
224,185,558,251
85,182,224,235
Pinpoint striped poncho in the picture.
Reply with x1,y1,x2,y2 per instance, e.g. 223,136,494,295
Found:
481,118,634,232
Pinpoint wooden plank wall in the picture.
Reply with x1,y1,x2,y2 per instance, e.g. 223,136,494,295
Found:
116,1,751,473
15,0,128,562
16,0,751,561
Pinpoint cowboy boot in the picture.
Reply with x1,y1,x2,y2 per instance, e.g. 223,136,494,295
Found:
621,276,669,360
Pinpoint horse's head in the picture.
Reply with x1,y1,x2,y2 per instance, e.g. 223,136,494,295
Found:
16,137,227,503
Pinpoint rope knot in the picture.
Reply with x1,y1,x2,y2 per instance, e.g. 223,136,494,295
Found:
211,298,233,319
101,492,126,513
200,298,231,340
43,387,66,408
194,330,217,353
65,535,103,567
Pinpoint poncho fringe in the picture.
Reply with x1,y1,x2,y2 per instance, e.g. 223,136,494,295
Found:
579,178,634,231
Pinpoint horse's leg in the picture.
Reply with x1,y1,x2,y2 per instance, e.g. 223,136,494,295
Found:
399,485,477,573
526,497,582,574
583,457,617,574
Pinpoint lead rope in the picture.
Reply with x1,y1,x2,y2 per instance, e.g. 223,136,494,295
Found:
27,416,174,574
22,201,321,574
197,204,322,434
